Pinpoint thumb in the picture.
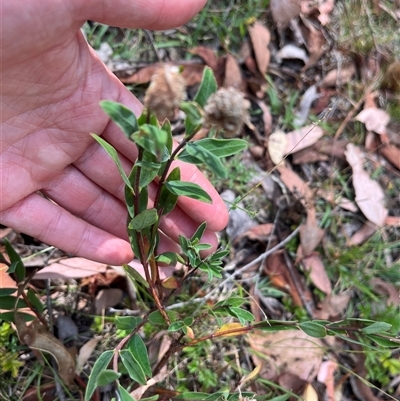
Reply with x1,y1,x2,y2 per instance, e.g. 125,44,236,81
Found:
78,0,207,30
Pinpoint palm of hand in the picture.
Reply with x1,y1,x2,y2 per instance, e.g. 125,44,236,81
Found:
0,0,227,264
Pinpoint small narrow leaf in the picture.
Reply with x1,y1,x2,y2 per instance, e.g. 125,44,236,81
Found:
132,125,168,159
299,321,327,338
118,384,137,401
228,307,255,323
194,66,218,107
180,101,203,137
164,181,212,203
120,349,147,385
161,119,173,154
129,209,158,231
27,289,44,313
91,134,133,191
96,370,120,386
161,276,180,289
0,296,28,310
115,316,142,331
158,167,180,215
168,321,185,332
124,264,149,289
100,101,138,137
155,252,185,265
185,142,227,178
366,334,400,347
191,222,207,242
178,138,248,164
4,239,25,282
127,334,152,377
0,288,17,297
85,350,114,401
360,321,392,334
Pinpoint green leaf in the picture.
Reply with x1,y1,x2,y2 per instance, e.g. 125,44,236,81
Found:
164,181,212,203
135,159,161,190
96,369,120,386
214,297,244,309
180,102,203,137
360,321,392,334
123,264,149,289
0,311,35,322
127,227,141,261
0,296,27,310
148,310,179,325
209,249,229,262
168,321,185,332
4,239,25,282
118,384,137,401
127,335,152,377
161,119,173,154
175,393,210,400
194,66,218,107
85,350,114,401
366,334,400,347
125,185,135,218
183,317,194,326
228,307,255,323
185,142,227,178
0,288,17,297
115,316,142,331
91,134,133,192
299,321,327,338
269,395,290,401
141,396,159,401
191,222,207,242
129,209,158,231
158,167,180,215
27,289,44,313
178,138,248,164
155,252,185,265
120,350,147,385
132,125,168,159
100,101,138,137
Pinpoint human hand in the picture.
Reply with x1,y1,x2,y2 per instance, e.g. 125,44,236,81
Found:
0,0,228,265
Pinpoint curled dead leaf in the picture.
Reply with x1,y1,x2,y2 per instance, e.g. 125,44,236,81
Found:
301,252,332,295
355,107,390,135
15,314,76,384
345,144,388,227
248,21,271,75
214,322,249,337
268,130,288,165
270,0,301,28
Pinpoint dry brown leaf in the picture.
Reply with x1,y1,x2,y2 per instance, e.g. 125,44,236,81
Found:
385,215,400,226
268,130,288,165
271,0,302,28
15,315,76,384
34,257,107,280
248,329,323,381
278,373,307,394
303,22,326,68
338,198,358,213
301,252,332,294
277,165,314,208
370,277,399,306
238,223,274,243
190,46,218,70
214,322,249,337
286,125,325,154
379,143,400,170
347,223,377,246
264,251,304,306
276,44,309,64
292,148,329,164
299,212,325,256
223,54,244,90
345,144,388,227
355,107,390,135
314,292,351,320
95,288,123,315
319,65,356,87
76,338,99,373
317,360,338,401
248,21,271,75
